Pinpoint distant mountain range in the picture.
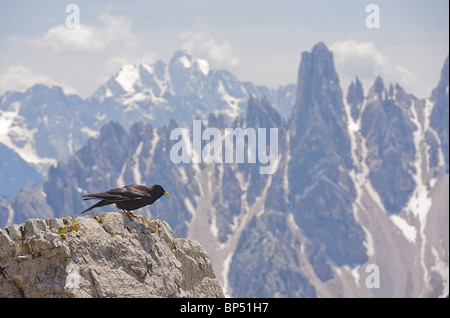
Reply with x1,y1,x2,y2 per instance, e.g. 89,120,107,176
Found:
0,43,448,297
0,50,296,196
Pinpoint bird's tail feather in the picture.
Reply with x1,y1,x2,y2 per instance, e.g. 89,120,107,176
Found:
83,193,128,201
80,199,110,214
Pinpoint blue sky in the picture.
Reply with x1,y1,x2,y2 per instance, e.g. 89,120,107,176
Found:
0,0,448,98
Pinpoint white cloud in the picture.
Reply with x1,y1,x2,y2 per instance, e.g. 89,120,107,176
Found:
3,12,142,97
180,27,239,69
105,52,158,72
140,53,158,66
330,39,417,94
0,66,78,95
23,13,137,53
104,56,134,74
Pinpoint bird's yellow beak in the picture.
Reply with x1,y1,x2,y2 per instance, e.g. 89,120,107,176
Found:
164,191,171,196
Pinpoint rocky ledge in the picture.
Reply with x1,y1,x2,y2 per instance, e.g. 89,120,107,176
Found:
0,212,224,298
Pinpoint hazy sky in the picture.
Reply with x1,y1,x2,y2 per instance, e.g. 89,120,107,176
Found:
0,0,448,99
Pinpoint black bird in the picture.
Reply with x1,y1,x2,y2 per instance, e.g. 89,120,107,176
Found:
81,184,170,218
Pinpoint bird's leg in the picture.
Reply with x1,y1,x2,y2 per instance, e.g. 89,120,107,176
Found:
121,209,136,219
121,209,130,218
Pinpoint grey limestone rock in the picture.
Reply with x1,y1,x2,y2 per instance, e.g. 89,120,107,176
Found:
0,212,224,298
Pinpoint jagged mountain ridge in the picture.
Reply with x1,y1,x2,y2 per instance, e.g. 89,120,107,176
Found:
0,85,85,195
429,56,449,172
0,50,296,197
1,43,448,297
88,49,296,130
361,77,417,214
288,43,366,274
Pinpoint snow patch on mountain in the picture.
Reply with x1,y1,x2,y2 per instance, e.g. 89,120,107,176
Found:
115,64,141,93
197,58,210,76
221,252,233,297
80,126,100,138
131,141,144,184
178,55,192,68
390,214,417,243
405,98,442,288
216,80,244,119
344,97,385,215
407,102,433,222
0,101,56,173
146,128,160,174
116,162,127,188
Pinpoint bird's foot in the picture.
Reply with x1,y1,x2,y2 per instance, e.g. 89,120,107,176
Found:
122,209,136,219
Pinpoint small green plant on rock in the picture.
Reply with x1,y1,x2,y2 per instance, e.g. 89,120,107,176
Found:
57,217,79,236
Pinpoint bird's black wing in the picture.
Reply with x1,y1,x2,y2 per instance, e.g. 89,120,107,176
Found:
83,185,149,202
109,185,150,198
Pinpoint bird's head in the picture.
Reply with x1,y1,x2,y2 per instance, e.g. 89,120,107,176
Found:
149,184,171,198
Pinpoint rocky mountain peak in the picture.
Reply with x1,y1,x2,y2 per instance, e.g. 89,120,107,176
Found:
246,95,282,129
368,75,385,99
0,212,224,297
361,76,417,214
287,43,366,281
430,54,449,170
291,42,344,133
432,55,449,100
168,50,211,97
294,42,340,109
170,50,210,76
347,77,365,120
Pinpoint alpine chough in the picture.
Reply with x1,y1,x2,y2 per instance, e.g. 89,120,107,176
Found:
81,184,170,218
